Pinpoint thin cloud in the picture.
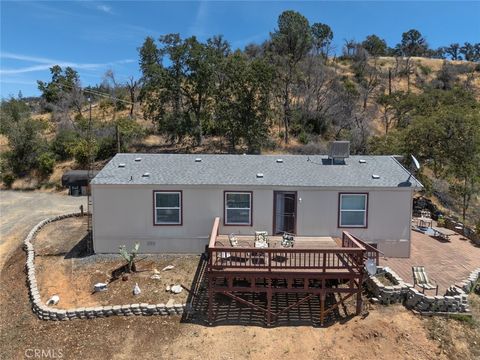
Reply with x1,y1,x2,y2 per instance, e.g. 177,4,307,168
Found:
25,1,78,19
1,64,98,75
96,4,113,14
2,52,64,64
0,79,37,86
189,0,209,37
0,52,135,75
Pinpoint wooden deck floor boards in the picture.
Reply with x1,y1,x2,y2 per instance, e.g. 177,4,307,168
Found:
215,235,340,249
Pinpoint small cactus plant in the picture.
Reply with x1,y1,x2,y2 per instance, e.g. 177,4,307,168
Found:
119,242,140,273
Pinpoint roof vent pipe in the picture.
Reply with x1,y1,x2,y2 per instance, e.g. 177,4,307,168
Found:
195,158,202,162
276,159,283,163
142,172,150,178
256,173,264,178
135,157,142,162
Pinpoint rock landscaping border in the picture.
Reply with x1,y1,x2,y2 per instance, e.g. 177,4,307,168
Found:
366,266,479,315
365,266,413,305
443,217,480,245
23,213,187,321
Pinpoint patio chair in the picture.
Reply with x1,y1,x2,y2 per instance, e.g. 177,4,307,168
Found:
254,231,269,248
412,266,438,295
421,210,431,218
281,232,295,248
229,233,239,247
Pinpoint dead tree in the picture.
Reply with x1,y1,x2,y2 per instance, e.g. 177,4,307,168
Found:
126,77,139,117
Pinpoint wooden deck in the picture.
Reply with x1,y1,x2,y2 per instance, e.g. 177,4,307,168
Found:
215,235,341,249
206,217,380,326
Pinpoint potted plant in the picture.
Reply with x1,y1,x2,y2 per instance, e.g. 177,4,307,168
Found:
437,216,445,227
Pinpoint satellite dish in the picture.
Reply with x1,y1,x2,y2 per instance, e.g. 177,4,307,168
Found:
365,258,377,276
411,155,420,170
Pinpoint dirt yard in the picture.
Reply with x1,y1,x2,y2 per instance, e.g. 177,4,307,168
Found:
0,190,86,269
34,217,199,307
2,243,480,360
1,191,480,360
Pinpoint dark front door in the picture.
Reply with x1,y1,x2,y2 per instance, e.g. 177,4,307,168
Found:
273,191,297,235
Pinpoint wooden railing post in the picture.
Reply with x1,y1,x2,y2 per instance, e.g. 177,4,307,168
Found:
207,217,220,272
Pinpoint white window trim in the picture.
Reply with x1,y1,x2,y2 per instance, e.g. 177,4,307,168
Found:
339,193,367,228
224,192,252,226
154,191,182,225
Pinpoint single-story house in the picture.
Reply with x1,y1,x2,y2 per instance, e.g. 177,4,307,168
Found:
90,148,422,257
62,170,99,196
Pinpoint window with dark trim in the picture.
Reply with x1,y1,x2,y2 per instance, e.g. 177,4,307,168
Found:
154,191,182,225
339,193,368,228
224,192,252,225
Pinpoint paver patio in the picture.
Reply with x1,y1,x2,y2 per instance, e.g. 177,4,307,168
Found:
381,230,480,294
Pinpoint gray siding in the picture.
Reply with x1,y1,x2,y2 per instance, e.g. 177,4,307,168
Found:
92,184,413,257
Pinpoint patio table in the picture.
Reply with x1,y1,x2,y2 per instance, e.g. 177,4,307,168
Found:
431,226,456,241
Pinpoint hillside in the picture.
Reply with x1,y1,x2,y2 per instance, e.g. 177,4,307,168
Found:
25,56,480,142
1,56,479,226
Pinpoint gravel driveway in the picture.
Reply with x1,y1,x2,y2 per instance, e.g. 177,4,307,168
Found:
0,190,86,270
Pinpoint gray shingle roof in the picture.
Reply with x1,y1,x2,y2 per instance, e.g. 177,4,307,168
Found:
90,153,423,189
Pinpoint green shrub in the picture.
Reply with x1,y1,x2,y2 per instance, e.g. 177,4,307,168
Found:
2,172,15,188
96,137,117,160
367,132,404,155
117,117,145,150
2,117,46,176
71,139,98,168
37,152,56,178
419,64,432,76
342,78,359,96
289,120,304,137
449,314,476,326
51,130,79,160
298,132,309,145
261,137,277,151
436,217,445,227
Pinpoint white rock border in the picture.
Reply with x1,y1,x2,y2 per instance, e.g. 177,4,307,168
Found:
23,213,187,321
366,266,479,315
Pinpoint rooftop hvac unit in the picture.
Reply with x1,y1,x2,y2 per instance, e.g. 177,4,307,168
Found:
328,141,350,163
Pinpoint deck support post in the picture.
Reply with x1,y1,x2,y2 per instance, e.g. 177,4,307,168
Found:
320,292,326,326
207,276,213,325
266,279,272,326
355,277,363,316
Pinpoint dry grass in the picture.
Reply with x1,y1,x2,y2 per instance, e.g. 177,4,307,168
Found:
425,293,480,360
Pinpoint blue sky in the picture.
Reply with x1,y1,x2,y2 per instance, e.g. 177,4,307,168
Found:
1,1,479,98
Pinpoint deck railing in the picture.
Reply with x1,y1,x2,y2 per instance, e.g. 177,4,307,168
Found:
348,233,383,266
208,217,220,249
207,217,366,274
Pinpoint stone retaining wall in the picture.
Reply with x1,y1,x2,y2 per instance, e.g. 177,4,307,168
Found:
366,266,479,315
443,217,480,245
24,213,187,321
365,267,413,305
